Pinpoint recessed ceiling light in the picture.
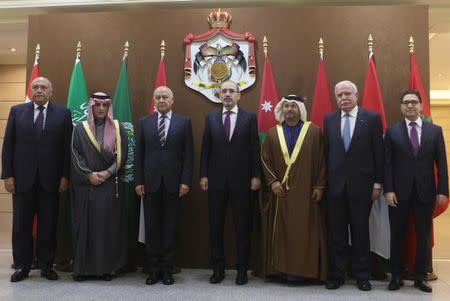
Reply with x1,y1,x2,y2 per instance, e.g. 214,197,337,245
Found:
10,48,16,52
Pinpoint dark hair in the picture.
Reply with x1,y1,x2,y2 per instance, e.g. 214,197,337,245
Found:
401,90,422,103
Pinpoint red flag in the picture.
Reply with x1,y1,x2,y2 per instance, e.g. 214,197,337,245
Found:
404,51,448,273
361,54,387,131
310,58,333,131
149,57,167,114
257,55,279,144
25,58,40,103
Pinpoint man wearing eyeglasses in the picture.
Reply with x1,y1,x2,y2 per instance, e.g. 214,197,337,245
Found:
200,80,261,285
384,90,448,293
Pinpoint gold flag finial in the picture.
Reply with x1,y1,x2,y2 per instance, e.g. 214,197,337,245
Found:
160,40,166,58
76,41,82,59
123,41,129,60
368,34,373,53
263,36,268,56
319,37,324,59
409,36,415,53
35,43,40,61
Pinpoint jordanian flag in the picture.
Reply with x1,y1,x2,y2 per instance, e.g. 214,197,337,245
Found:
113,55,139,256
257,54,279,144
67,58,88,125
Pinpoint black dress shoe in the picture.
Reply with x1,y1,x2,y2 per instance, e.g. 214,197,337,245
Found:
357,279,372,291
10,269,29,282
209,269,225,284
414,280,432,293
162,271,174,285
146,271,160,285
73,275,86,282
41,268,59,280
102,274,113,281
325,279,344,290
235,270,248,285
388,278,404,290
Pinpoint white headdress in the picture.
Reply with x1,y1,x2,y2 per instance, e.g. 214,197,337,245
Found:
274,95,307,123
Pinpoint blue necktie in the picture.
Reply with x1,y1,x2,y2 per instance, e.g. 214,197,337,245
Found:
342,113,351,151
34,105,45,137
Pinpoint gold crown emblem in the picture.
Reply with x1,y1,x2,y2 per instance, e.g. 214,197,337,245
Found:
207,9,232,29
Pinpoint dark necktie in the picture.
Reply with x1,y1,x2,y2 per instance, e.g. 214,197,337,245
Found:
159,114,166,146
409,121,419,156
224,110,232,140
342,113,351,151
34,105,45,137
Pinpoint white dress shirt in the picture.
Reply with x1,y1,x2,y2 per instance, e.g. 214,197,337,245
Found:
33,101,49,127
157,110,172,140
405,117,422,146
222,105,238,140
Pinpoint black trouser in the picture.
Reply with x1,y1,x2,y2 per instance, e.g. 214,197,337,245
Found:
144,181,179,273
327,186,372,281
12,177,59,271
208,187,251,272
389,185,435,281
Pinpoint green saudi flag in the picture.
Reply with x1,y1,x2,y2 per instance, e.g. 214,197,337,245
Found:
113,56,139,256
67,58,89,125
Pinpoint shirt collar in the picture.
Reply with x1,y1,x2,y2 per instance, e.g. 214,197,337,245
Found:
341,105,358,118
157,110,172,120
34,101,49,110
222,105,238,114
405,116,422,128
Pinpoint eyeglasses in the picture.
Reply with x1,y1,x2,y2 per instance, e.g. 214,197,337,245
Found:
401,100,421,105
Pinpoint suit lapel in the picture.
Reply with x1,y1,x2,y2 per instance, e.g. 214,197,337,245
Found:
400,121,415,158
347,109,363,153
418,121,429,157
231,108,245,142
215,110,228,142
331,112,345,150
165,113,179,145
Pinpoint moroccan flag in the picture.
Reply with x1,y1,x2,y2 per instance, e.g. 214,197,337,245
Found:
362,52,390,259
25,57,40,102
404,51,449,272
149,57,167,114
362,54,387,131
112,56,140,255
67,58,89,125
310,57,333,131
257,55,279,144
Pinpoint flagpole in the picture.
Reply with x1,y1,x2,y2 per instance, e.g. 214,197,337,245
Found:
318,37,324,60
368,34,373,58
409,36,415,53
160,40,165,59
123,41,129,61
263,35,268,57
34,43,40,62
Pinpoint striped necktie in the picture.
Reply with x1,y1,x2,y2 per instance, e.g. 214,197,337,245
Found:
342,113,351,151
159,114,166,146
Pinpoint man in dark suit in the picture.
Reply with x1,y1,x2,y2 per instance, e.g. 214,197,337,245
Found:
385,90,448,293
323,80,384,291
135,86,194,285
200,80,261,285
2,77,72,282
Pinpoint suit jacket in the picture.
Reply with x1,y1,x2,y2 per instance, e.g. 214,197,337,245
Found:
324,107,384,200
384,120,448,203
134,112,194,193
1,101,72,193
200,107,261,191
